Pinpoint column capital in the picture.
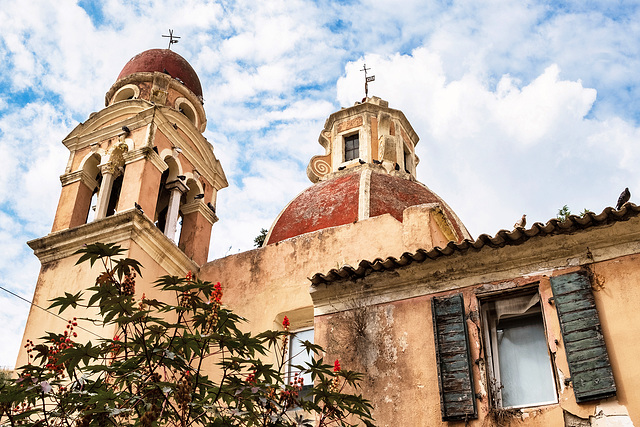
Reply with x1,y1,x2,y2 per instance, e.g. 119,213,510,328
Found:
165,179,189,193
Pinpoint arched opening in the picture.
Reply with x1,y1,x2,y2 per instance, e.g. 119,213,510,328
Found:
154,156,185,241
106,169,124,217
175,98,197,126
112,84,139,103
177,178,206,252
82,154,102,224
155,169,171,231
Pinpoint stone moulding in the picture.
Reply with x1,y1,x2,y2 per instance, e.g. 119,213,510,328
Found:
28,209,198,274
310,204,640,315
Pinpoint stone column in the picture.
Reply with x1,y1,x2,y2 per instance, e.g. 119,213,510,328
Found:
164,180,189,241
95,165,116,220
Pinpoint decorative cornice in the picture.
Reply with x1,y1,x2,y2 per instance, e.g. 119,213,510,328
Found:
180,201,217,225
323,99,419,147
310,204,640,315
27,210,198,273
63,102,155,152
123,146,168,173
59,170,98,190
105,72,207,132
153,109,228,191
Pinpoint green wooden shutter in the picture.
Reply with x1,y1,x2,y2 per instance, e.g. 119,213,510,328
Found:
550,271,616,403
432,293,477,421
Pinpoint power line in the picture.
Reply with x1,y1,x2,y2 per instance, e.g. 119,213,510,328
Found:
0,285,105,340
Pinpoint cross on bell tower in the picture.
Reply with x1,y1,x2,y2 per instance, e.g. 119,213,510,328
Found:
360,63,375,99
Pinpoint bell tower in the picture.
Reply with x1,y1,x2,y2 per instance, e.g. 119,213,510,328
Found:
50,48,227,264
17,48,227,368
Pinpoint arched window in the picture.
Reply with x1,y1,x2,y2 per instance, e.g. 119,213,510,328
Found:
112,84,140,103
106,168,124,217
155,169,171,231
154,156,187,241
82,153,102,224
175,98,197,126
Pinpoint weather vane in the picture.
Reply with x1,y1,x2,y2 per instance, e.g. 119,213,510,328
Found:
361,63,375,98
162,29,180,49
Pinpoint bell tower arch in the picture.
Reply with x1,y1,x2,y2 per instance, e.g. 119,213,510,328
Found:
17,48,227,369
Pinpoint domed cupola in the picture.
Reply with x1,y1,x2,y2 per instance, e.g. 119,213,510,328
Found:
105,49,207,132
265,97,471,246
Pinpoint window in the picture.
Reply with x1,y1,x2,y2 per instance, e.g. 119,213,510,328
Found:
112,84,139,103
403,147,412,173
288,327,314,396
344,134,359,162
481,293,557,409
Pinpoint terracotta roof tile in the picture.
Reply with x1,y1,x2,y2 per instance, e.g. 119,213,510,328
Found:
309,203,640,285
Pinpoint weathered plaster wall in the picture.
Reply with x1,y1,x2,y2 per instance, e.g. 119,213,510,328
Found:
199,204,452,339
585,254,640,423
311,217,640,426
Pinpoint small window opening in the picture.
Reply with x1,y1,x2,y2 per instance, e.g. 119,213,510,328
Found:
344,134,359,162
113,86,137,103
288,327,314,400
176,101,196,125
482,292,557,409
404,148,412,173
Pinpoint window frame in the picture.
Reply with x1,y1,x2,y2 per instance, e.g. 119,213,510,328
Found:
479,289,558,410
343,132,360,162
286,326,314,398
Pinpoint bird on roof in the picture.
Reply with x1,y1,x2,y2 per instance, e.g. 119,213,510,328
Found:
394,163,400,171
134,202,144,214
514,214,526,229
338,166,346,171
207,202,216,214
194,193,205,200
358,159,366,164
616,187,631,210
373,159,382,165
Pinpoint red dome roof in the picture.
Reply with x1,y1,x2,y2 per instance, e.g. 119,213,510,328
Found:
117,49,203,97
266,168,468,245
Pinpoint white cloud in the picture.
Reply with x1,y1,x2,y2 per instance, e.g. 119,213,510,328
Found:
337,47,640,237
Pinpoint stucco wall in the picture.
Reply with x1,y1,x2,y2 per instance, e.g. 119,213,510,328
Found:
310,217,640,426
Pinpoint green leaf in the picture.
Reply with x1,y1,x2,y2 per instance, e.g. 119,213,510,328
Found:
48,291,84,314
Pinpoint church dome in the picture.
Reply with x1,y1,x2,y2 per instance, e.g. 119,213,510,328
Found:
117,49,203,97
265,167,470,245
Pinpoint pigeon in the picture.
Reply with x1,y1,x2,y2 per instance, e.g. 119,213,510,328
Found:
121,125,131,134
373,159,382,165
616,187,631,210
194,193,205,200
358,159,366,164
514,214,526,229
207,202,216,214
338,166,346,171
134,202,144,214
394,163,400,171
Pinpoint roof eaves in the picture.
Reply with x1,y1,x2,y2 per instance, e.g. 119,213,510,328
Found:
309,203,640,286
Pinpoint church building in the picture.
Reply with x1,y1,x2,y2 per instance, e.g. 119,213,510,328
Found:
17,48,640,426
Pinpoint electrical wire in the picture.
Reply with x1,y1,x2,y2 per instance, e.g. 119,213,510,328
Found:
0,285,105,339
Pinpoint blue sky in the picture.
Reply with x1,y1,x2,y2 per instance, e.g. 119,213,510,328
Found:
2,0,640,367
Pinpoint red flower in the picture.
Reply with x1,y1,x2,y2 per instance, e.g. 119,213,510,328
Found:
282,316,290,330
333,359,341,372
209,282,223,304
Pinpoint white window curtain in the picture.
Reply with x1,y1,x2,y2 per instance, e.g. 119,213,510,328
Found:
485,294,557,408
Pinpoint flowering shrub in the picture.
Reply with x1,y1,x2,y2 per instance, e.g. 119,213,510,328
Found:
0,243,374,427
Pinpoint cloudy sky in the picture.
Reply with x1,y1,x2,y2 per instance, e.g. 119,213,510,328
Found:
1,0,640,367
